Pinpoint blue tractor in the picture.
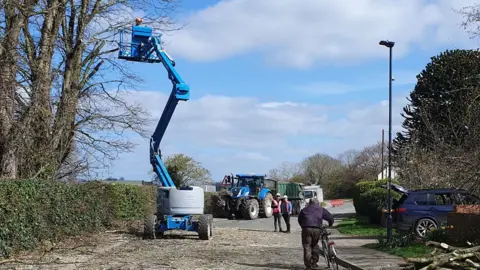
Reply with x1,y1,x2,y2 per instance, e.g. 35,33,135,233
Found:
117,19,212,240
220,173,276,220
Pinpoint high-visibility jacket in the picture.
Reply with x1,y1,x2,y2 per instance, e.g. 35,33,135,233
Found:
272,199,281,213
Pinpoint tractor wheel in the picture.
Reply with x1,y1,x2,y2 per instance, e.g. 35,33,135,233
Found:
143,214,157,240
241,199,259,220
260,193,273,218
198,214,213,240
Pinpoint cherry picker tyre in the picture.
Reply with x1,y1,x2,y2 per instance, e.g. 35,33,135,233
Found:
143,214,157,240
241,199,259,220
198,214,213,240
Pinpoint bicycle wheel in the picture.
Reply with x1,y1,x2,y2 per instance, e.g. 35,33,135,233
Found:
321,239,330,267
329,245,339,270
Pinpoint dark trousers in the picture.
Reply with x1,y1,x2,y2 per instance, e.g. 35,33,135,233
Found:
301,227,322,268
282,213,290,232
273,213,282,231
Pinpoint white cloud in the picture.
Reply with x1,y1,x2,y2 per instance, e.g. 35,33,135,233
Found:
164,0,478,68
108,90,409,181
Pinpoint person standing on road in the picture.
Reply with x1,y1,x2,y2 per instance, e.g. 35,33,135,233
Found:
298,198,334,270
281,195,292,233
272,193,282,232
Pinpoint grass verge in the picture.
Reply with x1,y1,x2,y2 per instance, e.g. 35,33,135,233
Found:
336,216,385,236
363,243,434,258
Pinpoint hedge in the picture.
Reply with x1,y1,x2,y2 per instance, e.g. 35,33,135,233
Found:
352,179,400,218
361,188,400,224
0,179,156,258
204,191,229,218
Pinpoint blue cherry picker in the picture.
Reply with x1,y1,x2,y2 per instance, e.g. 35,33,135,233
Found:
117,18,212,240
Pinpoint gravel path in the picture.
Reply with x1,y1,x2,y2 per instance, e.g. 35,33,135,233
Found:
0,203,356,270
0,228,315,270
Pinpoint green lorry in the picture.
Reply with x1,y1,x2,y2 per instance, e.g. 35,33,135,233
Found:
269,180,306,215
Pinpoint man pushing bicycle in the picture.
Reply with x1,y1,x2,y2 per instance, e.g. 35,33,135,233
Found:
297,198,335,270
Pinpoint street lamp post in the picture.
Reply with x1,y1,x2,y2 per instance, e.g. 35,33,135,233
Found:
379,39,395,242
381,129,384,179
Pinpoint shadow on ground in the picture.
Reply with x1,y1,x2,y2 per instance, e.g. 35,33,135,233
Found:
112,230,201,240
332,213,356,220
238,228,284,233
329,235,378,240
236,262,307,269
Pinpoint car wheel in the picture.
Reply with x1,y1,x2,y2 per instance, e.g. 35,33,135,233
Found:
415,218,437,238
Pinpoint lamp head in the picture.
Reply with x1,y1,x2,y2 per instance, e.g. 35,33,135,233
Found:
379,40,395,48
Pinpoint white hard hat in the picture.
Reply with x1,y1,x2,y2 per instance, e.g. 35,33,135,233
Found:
283,195,288,199
276,193,281,197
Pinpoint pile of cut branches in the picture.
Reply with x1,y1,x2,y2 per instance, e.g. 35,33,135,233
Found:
407,241,480,270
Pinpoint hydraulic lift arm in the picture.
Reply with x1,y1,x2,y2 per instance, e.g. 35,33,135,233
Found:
118,23,190,188
148,37,190,188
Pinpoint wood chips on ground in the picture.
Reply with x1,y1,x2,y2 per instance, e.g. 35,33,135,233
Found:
0,228,310,270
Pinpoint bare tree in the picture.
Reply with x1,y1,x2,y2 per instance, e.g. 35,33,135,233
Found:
0,0,33,178
268,161,303,182
395,91,480,194
394,75,480,194
300,153,342,186
0,0,181,180
338,149,360,170
353,141,388,179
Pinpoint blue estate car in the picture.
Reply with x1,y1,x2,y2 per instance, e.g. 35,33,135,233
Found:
385,183,480,237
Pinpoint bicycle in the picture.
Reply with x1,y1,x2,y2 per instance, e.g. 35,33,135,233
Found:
320,225,339,270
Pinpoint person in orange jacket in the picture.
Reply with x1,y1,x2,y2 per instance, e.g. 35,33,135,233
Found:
272,193,282,232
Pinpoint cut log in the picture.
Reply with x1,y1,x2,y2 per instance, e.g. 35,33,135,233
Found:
425,241,459,252
465,258,480,268
418,252,476,270
407,244,480,270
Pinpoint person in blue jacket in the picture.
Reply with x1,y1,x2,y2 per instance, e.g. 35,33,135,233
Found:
280,195,292,233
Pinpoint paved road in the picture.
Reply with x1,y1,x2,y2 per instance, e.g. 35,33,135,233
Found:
213,202,355,269
214,201,355,232
214,201,408,270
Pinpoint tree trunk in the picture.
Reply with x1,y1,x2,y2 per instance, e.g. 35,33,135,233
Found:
0,3,24,179
19,0,67,178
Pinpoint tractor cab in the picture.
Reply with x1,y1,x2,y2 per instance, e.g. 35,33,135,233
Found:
221,173,266,198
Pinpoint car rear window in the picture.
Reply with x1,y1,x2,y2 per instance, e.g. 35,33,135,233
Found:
406,193,429,205
432,193,454,205
395,194,409,207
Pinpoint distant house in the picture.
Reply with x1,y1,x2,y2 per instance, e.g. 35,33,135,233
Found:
377,166,398,180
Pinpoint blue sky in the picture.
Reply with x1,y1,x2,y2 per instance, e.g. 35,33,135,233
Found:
101,0,479,182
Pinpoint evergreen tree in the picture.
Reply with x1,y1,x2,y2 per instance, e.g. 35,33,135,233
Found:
394,49,480,154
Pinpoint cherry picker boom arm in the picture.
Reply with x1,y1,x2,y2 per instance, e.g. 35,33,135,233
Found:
118,24,190,188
